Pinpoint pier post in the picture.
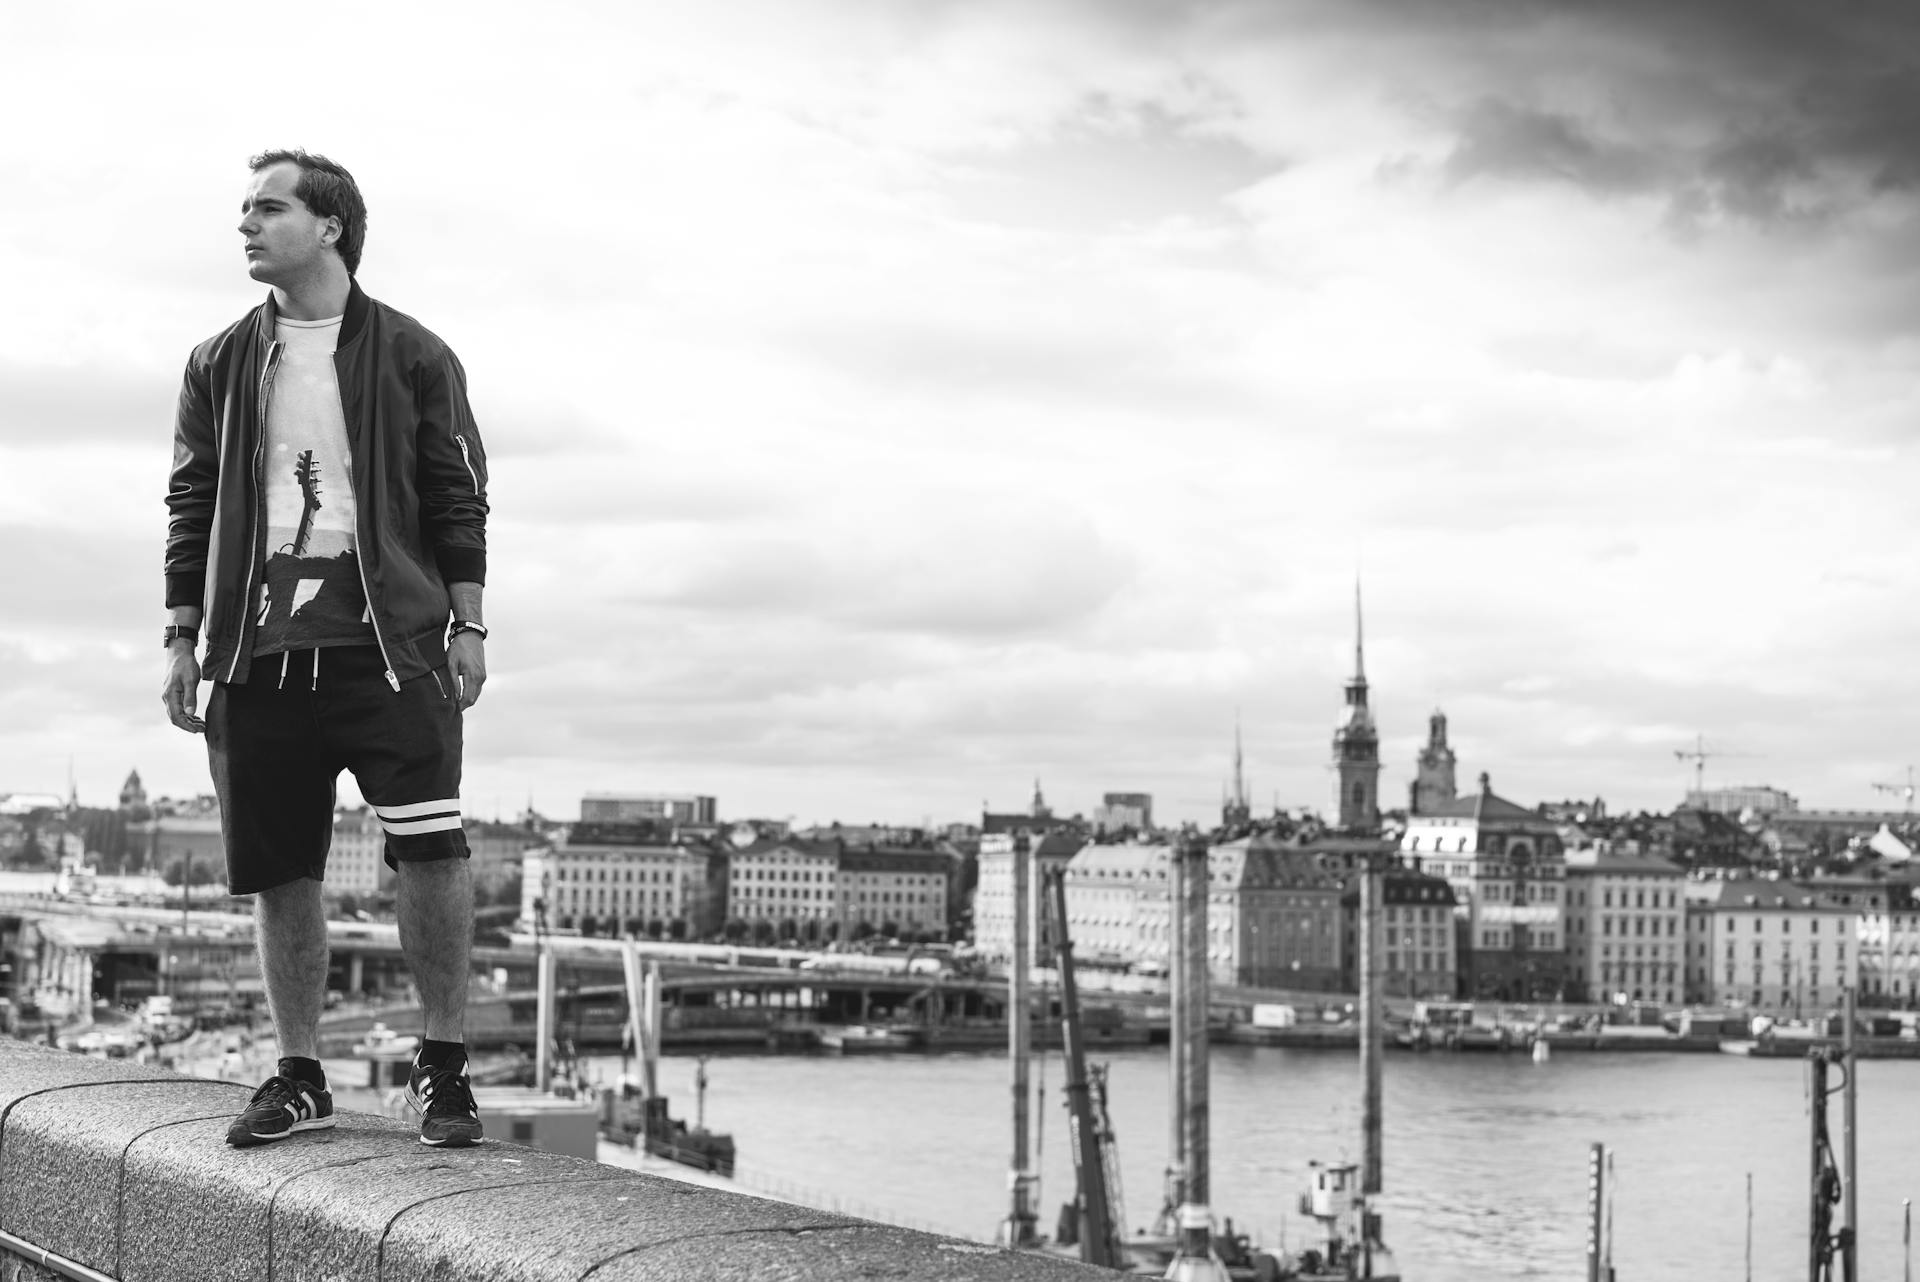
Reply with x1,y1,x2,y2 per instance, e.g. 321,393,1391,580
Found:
1168,832,1227,1282
1359,847,1386,1273
1163,839,1188,1222
534,946,556,1093
1843,985,1857,1281
1586,1142,1606,1282
1001,835,1039,1249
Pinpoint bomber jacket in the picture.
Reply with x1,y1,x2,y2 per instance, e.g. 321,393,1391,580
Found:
165,278,489,689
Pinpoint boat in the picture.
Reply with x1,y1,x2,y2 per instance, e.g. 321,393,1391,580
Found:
597,1076,737,1176
818,1023,923,1054
347,1020,420,1088
1270,851,1400,1281
598,943,740,1176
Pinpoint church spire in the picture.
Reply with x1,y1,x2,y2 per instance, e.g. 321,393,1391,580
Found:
1332,582,1381,832
1233,713,1247,811
1354,577,1366,682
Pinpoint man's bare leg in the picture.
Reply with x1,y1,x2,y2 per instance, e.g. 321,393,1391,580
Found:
396,857,473,1043
255,878,330,1061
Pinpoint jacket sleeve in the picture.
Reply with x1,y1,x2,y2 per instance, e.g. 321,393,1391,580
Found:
164,351,218,608
415,347,489,586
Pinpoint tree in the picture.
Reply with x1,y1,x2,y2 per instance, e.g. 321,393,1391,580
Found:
722,917,748,942
647,919,665,939
162,857,221,887
751,919,777,946
668,918,689,941
580,916,599,938
852,920,875,942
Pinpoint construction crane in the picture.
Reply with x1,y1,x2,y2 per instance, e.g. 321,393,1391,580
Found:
1872,766,1916,816
1673,733,1760,800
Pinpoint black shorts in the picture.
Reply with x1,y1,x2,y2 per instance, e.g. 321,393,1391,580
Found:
206,644,469,895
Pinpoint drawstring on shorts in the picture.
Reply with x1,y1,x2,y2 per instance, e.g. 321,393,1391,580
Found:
278,652,290,690
312,647,320,691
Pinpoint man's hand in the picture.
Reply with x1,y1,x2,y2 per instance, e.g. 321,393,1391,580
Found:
162,646,204,733
447,631,486,711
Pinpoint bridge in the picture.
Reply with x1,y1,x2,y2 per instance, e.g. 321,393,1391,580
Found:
0,1034,1106,1282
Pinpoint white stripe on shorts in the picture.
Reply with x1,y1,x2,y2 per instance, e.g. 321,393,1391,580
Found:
380,814,465,835
374,798,462,820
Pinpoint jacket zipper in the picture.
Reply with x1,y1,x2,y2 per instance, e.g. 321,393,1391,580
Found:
228,341,281,684
454,434,479,493
338,373,401,692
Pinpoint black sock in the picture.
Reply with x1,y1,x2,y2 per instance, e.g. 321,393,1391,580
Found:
279,1056,327,1092
417,1038,466,1072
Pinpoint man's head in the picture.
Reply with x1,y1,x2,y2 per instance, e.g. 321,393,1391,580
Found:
237,149,367,285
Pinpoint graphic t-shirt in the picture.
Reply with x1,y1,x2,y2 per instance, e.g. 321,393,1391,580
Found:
251,314,375,656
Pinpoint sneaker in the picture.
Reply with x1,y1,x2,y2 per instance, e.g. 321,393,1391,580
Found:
225,1074,335,1147
406,1060,483,1147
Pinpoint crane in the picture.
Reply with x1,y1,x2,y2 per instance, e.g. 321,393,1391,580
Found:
1871,766,1916,816
1673,733,1760,800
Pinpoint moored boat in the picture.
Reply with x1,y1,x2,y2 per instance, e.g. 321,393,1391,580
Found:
818,1023,923,1054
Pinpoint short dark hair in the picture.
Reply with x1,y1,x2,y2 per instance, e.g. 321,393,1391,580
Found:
248,148,368,275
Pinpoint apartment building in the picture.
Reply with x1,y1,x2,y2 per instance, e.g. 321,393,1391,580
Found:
1562,850,1687,1005
1401,773,1568,1000
1684,880,1858,1014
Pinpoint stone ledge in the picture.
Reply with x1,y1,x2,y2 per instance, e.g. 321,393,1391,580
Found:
0,1037,1106,1282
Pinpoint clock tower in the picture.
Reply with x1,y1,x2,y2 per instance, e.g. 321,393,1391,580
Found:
1332,584,1381,832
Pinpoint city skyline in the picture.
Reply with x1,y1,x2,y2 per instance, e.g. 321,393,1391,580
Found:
4,2,1917,828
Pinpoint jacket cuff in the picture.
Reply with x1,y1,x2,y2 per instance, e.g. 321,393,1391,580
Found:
165,572,206,609
436,547,487,587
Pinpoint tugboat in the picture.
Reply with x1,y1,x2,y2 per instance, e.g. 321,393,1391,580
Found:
595,947,737,1177
1279,1163,1400,1281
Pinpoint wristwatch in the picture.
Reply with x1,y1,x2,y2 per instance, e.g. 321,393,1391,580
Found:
448,620,489,642
163,625,198,649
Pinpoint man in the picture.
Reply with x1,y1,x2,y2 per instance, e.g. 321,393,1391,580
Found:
163,149,490,1149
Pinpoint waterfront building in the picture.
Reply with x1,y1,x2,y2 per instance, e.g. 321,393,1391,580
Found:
1400,773,1567,1000
971,830,1086,963
722,833,839,941
1093,792,1153,837
1684,785,1798,816
465,820,539,900
1561,850,1686,1006
143,815,226,887
1060,842,1163,968
1409,711,1458,816
580,792,717,826
1061,836,1355,990
1860,881,1920,1007
520,827,718,940
835,846,953,942
328,806,389,898
1683,879,1858,1014
1799,873,1920,1008
1339,864,1459,999
118,769,148,813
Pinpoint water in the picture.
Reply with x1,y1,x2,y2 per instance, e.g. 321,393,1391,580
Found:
591,1045,1920,1282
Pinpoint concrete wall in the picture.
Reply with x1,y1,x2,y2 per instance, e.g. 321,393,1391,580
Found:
0,1037,1104,1282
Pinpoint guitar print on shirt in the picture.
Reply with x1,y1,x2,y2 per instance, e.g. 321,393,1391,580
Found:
251,313,376,657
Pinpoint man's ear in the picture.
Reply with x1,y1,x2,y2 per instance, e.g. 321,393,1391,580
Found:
321,216,342,248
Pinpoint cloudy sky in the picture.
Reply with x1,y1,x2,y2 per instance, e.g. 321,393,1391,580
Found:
4,1,1918,829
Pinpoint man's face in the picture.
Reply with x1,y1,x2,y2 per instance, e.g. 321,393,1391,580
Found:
237,162,337,285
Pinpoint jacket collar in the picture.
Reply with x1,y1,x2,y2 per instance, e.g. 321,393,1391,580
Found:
251,276,371,346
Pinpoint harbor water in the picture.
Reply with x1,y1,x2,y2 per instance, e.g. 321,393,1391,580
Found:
591,1045,1920,1282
